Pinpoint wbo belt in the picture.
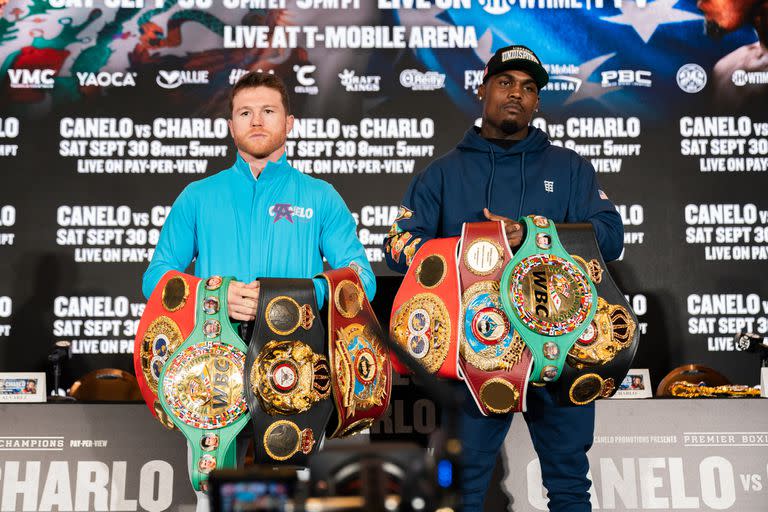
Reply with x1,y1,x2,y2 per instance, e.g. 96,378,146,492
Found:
458,221,533,415
158,276,249,492
322,267,392,438
244,278,330,466
554,224,639,406
500,216,598,385
389,237,462,379
134,270,201,430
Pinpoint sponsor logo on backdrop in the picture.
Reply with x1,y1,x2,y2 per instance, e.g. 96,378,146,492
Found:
676,63,707,93
544,64,583,92
464,69,484,94
293,65,318,95
338,69,381,92
8,68,55,89
76,72,137,88
481,0,515,15
399,69,445,91
228,68,274,85
156,70,209,89
731,69,768,87
601,69,652,88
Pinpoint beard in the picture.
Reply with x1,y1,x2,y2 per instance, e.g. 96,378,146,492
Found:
500,119,523,135
237,132,285,159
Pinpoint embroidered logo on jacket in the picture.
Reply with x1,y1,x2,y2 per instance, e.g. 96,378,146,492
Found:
269,204,314,224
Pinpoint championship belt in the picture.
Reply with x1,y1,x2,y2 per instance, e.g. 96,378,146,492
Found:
244,279,331,466
458,222,533,415
500,216,598,385
158,276,249,491
133,271,201,429
389,237,462,379
555,224,639,405
322,268,392,438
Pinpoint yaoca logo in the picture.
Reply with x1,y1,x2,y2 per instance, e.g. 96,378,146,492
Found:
8,68,55,89
76,71,137,87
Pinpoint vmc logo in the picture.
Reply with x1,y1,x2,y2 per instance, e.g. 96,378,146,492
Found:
8,69,55,89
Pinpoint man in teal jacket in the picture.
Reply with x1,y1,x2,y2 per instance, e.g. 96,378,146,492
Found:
143,72,375,319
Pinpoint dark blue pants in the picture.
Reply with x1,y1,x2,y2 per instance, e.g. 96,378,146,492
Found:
454,383,595,511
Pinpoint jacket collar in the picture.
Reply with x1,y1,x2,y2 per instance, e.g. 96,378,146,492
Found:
233,152,291,184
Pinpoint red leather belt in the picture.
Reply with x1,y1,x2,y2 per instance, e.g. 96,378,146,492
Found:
322,267,392,438
457,222,532,415
389,237,461,379
133,270,202,428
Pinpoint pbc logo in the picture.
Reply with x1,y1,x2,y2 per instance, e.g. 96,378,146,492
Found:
601,70,652,88
76,72,137,88
156,70,209,89
8,68,55,89
293,65,318,95
269,203,314,223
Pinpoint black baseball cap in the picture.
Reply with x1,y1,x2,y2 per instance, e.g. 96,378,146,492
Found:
482,45,549,90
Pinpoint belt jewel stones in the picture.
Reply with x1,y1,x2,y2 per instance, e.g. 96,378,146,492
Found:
141,316,184,394
334,324,387,417
250,340,330,416
163,341,248,429
567,298,635,368
263,420,315,462
509,254,593,336
460,281,524,372
391,293,451,373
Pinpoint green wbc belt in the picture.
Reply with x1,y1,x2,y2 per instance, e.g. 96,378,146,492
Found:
500,216,598,384
158,276,249,492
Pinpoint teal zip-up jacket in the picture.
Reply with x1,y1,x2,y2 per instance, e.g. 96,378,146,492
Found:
142,153,375,305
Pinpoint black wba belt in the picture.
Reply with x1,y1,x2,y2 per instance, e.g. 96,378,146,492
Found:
555,224,639,405
244,279,332,465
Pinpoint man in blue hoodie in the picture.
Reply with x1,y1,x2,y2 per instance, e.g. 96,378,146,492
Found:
143,71,375,310
384,46,623,511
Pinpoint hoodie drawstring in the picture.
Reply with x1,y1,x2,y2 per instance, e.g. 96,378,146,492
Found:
486,145,496,211
518,152,526,219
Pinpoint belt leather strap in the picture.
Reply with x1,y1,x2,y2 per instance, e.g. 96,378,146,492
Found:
322,268,392,438
554,224,639,406
500,216,598,384
134,270,201,429
158,276,249,492
245,278,331,466
389,237,462,379
457,221,533,415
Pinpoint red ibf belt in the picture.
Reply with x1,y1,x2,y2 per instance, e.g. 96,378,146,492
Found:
133,270,202,428
322,268,392,438
457,222,533,415
389,237,461,379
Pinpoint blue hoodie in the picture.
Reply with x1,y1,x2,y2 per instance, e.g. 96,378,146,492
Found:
143,153,375,304
385,126,623,273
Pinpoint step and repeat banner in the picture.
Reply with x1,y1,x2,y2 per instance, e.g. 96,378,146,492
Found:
0,0,767,388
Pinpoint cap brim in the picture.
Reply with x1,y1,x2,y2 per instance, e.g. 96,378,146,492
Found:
484,60,549,90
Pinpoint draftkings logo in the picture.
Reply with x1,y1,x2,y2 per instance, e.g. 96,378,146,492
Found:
400,69,445,91
338,69,381,92
76,72,137,88
268,203,314,223
156,70,209,89
293,65,318,95
7,68,55,89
